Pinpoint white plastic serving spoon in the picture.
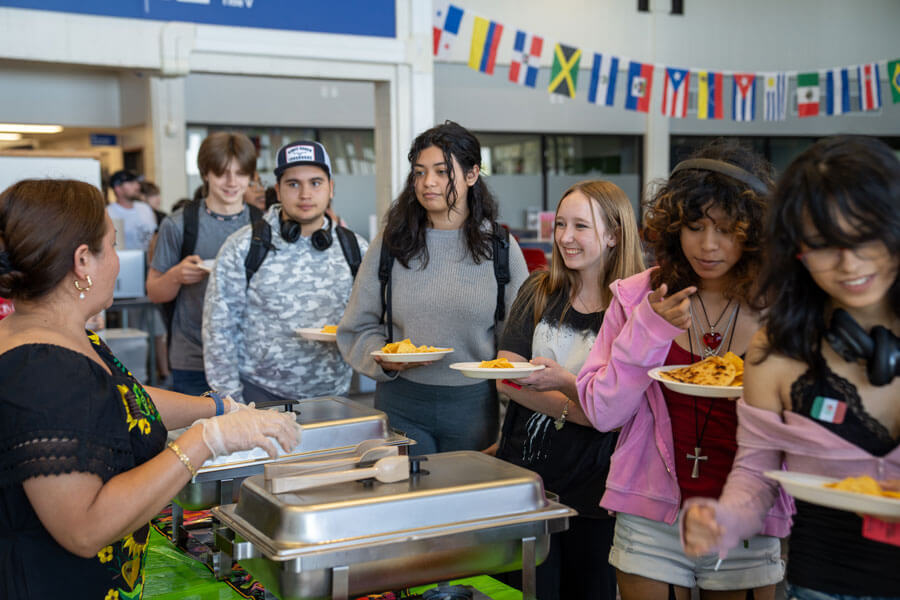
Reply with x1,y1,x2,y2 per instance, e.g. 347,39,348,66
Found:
269,455,410,494
264,442,398,479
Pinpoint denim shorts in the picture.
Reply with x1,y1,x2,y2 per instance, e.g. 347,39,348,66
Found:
609,512,784,590
785,583,900,600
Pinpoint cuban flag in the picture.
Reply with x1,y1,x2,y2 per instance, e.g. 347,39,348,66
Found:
826,68,851,115
661,67,690,117
857,62,882,111
625,61,654,113
588,53,619,106
732,73,756,122
762,72,787,121
509,30,543,88
433,3,464,59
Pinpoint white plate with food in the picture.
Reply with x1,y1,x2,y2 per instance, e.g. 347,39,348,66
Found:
296,327,337,342
648,364,743,399
449,362,545,379
764,471,900,519
371,349,453,363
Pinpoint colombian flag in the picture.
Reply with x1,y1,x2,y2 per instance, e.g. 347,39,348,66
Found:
468,17,504,75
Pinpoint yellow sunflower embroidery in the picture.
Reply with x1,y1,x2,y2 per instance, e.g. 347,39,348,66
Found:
104,589,119,600
121,557,141,589
138,419,151,435
88,332,101,346
123,534,148,558
97,545,114,563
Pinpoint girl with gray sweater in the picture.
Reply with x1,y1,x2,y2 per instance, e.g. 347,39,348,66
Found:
337,121,527,455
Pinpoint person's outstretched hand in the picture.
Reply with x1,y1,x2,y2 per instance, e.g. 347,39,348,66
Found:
199,404,301,458
648,283,696,330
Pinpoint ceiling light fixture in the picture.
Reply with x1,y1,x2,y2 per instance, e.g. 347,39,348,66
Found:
0,123,63,134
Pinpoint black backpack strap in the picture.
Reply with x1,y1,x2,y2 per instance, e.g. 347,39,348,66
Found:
378,241,395,343
180,199,201,259
335,226,362,279
492,222,511,323
248,204,264,224
244,220,273,288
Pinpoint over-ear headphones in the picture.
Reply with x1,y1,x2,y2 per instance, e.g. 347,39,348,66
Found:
670,158,769,196
825,308,900,386
279,212,334,251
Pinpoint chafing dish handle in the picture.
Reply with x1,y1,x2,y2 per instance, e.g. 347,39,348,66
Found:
214,525,261,562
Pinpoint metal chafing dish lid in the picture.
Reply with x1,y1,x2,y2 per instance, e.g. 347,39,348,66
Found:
213,451,575,559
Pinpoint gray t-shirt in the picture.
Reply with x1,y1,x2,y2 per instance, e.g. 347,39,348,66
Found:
150,203,254,371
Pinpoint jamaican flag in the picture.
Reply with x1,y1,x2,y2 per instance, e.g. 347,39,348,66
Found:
548,43,582,98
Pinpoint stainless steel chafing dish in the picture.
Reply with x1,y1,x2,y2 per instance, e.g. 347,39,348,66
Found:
169,396,411,547
212,451,576,600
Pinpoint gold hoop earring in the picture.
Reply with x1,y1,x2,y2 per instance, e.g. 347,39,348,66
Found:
74,275,93,300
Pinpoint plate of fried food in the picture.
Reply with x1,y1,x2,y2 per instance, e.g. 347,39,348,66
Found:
764,472,900,518
296,325,338,342
449,357,546,379
648,352,744,398
371,338,454,363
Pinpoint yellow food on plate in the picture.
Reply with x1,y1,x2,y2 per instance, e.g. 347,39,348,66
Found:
479,358,515,368
320,325,338,334
660,353,744,387
380,338,448,353
825,475,900,499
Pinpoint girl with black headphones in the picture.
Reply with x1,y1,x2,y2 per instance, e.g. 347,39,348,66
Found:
683,136,900,600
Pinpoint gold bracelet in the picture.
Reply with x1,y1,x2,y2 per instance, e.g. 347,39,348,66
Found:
167,441,198,479
554,399,570,431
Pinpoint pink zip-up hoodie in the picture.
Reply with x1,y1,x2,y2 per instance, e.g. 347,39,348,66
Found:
576,269,793,534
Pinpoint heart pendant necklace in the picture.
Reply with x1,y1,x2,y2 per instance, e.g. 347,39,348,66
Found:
693,294,738,357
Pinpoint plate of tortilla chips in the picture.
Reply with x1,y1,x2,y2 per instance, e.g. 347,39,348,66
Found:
765,472,900,518
296,325,338,342
449,358,545,379
371,338,453,363
648,352,744,398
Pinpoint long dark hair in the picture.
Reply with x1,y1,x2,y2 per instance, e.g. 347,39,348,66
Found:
643,138,772,305
758,135,900,366
382,121,498,268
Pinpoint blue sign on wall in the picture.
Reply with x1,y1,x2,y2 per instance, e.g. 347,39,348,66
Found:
90,133,118,146
0,0,396,38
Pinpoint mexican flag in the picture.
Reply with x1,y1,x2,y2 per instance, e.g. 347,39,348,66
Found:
810,396,846,424
797,72,820,117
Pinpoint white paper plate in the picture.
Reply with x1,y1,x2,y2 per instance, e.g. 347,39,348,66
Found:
296,328,337,342
371,349,453,363
765,471,900,518
449,362,546,379
648,365,742,398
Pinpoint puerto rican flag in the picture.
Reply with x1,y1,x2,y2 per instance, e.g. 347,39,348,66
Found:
509,30,543,88
732,73,756,122
433,3,464,59
625,61,653,112
661,67,690,118
857,62,882,111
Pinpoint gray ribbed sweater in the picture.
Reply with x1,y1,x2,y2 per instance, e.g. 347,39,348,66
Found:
337,227,528,386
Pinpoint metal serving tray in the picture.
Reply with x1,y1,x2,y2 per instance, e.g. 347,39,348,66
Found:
212,451,576,600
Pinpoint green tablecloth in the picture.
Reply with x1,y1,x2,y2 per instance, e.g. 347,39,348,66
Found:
144,527,522,600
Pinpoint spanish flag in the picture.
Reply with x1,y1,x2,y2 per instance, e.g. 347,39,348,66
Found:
548,43,582,98
468,17,504,75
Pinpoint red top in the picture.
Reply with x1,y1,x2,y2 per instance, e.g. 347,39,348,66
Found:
662,342,738,503
0,297,13,321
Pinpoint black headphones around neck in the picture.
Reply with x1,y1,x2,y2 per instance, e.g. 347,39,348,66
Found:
825,308,900,386
279,212,334,251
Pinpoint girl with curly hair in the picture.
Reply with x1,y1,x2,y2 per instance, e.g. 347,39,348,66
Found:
576,139,792,599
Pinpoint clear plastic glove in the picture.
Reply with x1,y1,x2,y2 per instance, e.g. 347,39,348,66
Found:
223,394,247,414
198,406,302,459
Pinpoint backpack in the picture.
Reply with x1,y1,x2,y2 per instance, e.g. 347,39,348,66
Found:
160,200,264,342
243,219,361,288
378,222,510,342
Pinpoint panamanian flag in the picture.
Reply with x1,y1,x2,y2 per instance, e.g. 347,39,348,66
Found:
588,53,619,107
433,3,464,59
625,61,654,112
732,73,756,122
661,67,690,118
857,62,882,111
825,68,850,115
509,30,543,88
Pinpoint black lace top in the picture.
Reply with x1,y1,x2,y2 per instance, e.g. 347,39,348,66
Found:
787,362,900,596
0,331,167,600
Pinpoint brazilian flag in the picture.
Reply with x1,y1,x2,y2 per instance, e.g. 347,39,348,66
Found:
889,59,900,104
548,43,582,98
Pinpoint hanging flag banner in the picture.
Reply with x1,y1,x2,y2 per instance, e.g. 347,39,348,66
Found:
696,70,724,120
588,53,619,107
762,72,787,121
509,30,543,88
889,59,900,104
797,72,820,118
857,62,882,111
661,67,690,118
825,68,850,115
732,73,756,122
468,16,504,75
548,43,582,98
625,61,654,112
433,3,464,59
